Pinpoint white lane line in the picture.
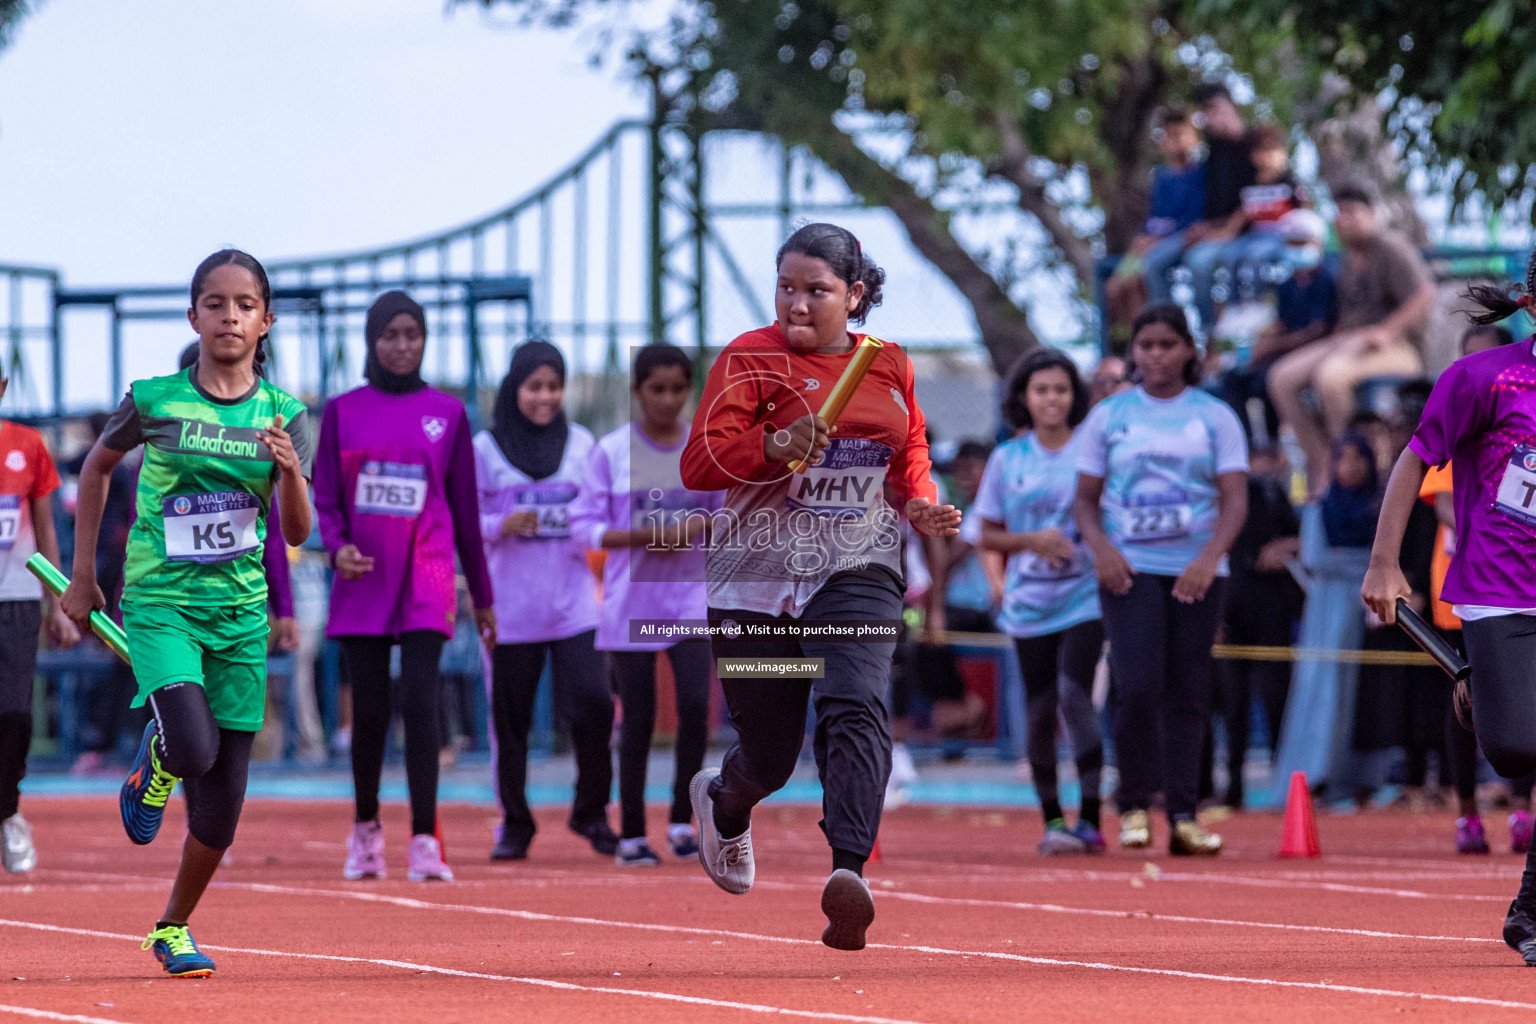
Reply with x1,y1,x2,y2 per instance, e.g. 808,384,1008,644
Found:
8,900,1535,1015
204,882,1536,1009
862,887,1501,943
0,918,930,1024
0,1006,136,1024
30,866,1504,946
871,864,1509,901
223,875,1508,948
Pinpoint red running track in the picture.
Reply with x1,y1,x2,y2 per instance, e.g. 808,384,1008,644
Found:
2,798,1534,1023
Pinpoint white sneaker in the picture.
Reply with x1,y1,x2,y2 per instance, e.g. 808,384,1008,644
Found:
689,768,753,895
2,813,36,873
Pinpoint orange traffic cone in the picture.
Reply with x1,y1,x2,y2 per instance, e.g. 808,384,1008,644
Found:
869,837,883,865
435,814,448,863
1278,770,1321,858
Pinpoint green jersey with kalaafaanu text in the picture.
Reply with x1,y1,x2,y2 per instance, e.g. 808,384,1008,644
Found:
101,365,314,606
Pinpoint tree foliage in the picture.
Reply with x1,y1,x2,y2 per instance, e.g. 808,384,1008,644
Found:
1207,0,1536,212
462,0,1518,369
0,1,34,54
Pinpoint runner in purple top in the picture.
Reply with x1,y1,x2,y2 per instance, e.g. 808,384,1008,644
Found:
1363,249,1536,966
312,291,496,884
477,340,617,862
568,344,721,868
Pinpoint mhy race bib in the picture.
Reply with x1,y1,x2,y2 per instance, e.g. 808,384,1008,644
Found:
784,437,893,518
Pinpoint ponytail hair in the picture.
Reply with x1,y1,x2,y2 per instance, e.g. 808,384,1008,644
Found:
1463,248,1536,326
776,223,886,325
190,248,272,378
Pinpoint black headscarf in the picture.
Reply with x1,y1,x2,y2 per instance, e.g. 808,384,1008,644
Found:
1321,432,1381,549
492,340,568,480
364,291,427,394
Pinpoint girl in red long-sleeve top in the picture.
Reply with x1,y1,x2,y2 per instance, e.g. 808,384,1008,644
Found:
680,223,958,951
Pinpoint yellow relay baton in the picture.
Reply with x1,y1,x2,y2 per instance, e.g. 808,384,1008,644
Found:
26,553,132,665
787,334,885,474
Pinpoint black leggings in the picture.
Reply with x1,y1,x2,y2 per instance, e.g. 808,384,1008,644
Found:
613,641,712,840
1014,620,1105,827
1215,603,1294,805
491,631,613,846
1100,573,1226,823
0,600,41,821
341,633,447,837
1442,627,1536,804
1461,614,1536,903
147,683,254,850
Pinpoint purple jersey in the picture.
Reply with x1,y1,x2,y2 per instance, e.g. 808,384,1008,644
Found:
474,425,599,644
314,385,493,638
568,421,722,651
1409,339,1536,608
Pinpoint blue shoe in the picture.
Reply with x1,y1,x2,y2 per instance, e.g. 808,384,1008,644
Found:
121,723,178,846
614,838,662,867
1037,818,1087,856
668,825,699,859
1068,820,1107,853
143,924,215,977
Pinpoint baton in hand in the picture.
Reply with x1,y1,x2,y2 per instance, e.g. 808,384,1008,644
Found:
788,335,886,474
27,553,132,665
1395,597,1468,682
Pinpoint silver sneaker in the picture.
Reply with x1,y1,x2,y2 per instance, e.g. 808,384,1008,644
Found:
820,869,875,951
689,768,753,895
2,813,36,873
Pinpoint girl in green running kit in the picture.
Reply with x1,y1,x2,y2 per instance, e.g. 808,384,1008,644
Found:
62,250,314,978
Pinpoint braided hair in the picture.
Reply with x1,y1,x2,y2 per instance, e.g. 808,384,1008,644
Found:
1464,248,1536,326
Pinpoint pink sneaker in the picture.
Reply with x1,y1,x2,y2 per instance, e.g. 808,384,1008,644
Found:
1512,812,1534,855
407,834,454,882
344,820,386,880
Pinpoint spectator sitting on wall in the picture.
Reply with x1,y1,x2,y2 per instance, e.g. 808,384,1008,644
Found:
1267,185,1436,497
1144,82,1255,336
1105,107,1206,347
1220,209,1338,444
1219,123,1310,311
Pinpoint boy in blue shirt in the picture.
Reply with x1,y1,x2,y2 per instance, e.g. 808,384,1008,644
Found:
1105,108,1206,345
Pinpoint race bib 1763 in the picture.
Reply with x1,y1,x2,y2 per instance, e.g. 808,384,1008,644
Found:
162,491,261,563
355,461,428,518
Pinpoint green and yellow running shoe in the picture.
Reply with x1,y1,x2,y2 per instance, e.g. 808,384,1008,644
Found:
143,924,215,978
121,722,179,845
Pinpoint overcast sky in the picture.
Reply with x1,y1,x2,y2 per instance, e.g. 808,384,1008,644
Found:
0,0,653,283
0,0,1055,413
